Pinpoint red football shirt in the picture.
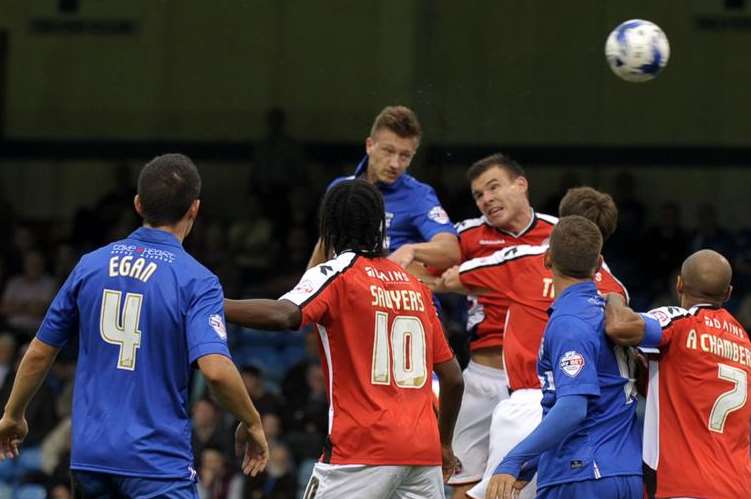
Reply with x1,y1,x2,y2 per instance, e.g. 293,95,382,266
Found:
456,212,556,351
642,305,751,499
281,252,454,466
459,244,627,390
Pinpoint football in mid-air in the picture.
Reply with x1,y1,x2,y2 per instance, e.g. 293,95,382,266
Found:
605,19,670,82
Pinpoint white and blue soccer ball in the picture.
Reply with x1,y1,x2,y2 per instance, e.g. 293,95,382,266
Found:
605,19,670,82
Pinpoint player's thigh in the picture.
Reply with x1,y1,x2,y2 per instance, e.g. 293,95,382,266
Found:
393,466,444,499
116,476,198,499
71,471,122,499
302,463,405,499
466,390,542,499
537,476,642,499
448,362,509,485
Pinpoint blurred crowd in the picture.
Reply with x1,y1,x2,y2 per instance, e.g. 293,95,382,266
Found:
0,117,749,498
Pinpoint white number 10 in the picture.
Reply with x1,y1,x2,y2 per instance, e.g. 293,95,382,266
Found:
371,312,427,389
100,289,143,370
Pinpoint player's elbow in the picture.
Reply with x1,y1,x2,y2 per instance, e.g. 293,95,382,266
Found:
197,354,234,385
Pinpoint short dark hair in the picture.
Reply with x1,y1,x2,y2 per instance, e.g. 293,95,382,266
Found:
558,187,618,242
137,154,201,226
370,105,422,140
549,216,603,279
320,180,385,258
466,153,526,184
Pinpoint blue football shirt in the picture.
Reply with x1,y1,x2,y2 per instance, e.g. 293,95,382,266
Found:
329,156,456,252
536,281,641,489
36,227,231,479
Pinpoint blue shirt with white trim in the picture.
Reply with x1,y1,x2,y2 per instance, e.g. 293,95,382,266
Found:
329,156,456,252
536,281,641,489
37,227,230,479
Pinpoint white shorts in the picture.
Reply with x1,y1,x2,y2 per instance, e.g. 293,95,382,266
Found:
447,360,509,485
467,389,543,499
303,463,444,499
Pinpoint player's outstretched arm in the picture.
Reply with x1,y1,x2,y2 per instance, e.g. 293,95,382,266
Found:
389,233,461,272
604,293,646,345
0,338,60,459
197,354,269,476
434,357,463,480
224,299,302,331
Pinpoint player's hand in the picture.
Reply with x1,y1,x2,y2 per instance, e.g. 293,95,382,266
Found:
440,266,461,290
388,244,416,269
440,444,458,482
234,421,269,477
486,473,526,499
0,415,28,460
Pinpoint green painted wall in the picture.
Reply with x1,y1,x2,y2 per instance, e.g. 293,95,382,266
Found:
1,0,749,144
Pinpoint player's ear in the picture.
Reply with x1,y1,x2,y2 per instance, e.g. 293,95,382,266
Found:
676,275,684,296
133,195,143,217
365,136,375,155
723,285,732,303
543,248,552,269
594,254,603,274
189,199,200,220
515,175,529,194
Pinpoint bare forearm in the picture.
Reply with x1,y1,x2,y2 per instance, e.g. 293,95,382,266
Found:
605,295,645,345
411,236,461,271
224,299,301,330
4,339,59,419
436,359,463,446
201,357,262,428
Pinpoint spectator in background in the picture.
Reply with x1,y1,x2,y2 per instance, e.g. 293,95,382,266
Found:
198,446,243,499
240,366,284,416
0,250,56,335
541,171,581,215
642,202,689,295
241,442,297,499
251,108,307,215
690,203,735,257
192,398,234,468
0,334,16,389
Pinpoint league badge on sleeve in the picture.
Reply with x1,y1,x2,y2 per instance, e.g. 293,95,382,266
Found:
428,206,450,224
209,314,227,340
559,351,585,378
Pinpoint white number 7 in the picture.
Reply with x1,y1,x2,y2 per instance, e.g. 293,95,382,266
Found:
100,289,143,370
708,363,747,433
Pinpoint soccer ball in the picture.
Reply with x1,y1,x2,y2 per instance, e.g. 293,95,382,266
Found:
605,19,670,82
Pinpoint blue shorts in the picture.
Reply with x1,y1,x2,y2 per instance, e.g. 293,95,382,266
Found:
537,475,642,499
71,470,198,499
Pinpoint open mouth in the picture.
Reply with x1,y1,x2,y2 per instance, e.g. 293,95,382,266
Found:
488,206,505,217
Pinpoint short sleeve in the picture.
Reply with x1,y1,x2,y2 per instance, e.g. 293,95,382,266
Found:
412,187,456,241
36,263,82,348
546,315,600,398
280,265,341,327
186,276,231,363
641,306,689,352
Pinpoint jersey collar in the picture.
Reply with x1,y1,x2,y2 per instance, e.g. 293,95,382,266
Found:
548,281,598,315
129,226,183,248
494,210,538,238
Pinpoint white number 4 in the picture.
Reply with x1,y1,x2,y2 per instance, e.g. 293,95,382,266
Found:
709,363,747,433
371,312,427,389
100,289,143,370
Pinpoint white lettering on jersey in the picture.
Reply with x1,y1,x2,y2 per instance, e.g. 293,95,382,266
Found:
108,256,158,283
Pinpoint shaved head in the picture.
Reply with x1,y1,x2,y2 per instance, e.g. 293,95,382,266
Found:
679,249,732,304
